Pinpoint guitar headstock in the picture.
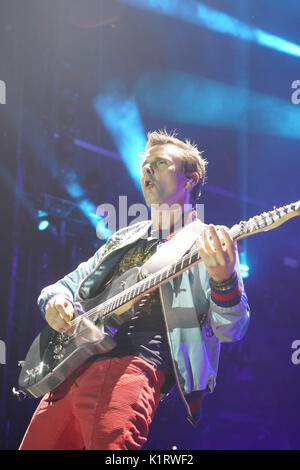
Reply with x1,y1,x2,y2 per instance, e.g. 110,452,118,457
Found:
232,200,300,240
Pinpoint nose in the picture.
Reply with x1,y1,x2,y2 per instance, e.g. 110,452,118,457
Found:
143,163,154,176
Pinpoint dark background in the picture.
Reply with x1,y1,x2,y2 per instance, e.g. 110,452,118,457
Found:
0,0,299,450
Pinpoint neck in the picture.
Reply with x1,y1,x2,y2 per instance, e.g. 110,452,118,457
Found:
150,203,194,232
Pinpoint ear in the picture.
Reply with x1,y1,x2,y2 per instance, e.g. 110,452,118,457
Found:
185,171,199,188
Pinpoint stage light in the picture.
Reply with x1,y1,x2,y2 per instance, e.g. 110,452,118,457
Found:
79,199,112,240
37,210,50,231
93,81,147,190
66,181,84,199
120,0,300,58
135,70,300,140
61,169,112,240
38,220,49,231
240,252,250,278
240,264,250,279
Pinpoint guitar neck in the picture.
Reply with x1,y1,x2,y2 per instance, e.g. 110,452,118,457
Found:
99,200,300,317
101,246,202,317
99,226,242,316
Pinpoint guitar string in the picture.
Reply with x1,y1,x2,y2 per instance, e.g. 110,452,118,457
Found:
63,201,298,334
67,246,203,328
66,225,242,330
51,203,297,338
66,203,296,330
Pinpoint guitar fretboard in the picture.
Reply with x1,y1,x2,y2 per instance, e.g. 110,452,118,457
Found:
79,199,299,322
100,225,242,317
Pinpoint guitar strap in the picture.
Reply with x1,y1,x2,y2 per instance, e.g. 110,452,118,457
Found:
140,218,204,278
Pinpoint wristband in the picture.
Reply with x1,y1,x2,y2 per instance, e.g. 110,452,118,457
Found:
209,271,241,308
209,271,238,291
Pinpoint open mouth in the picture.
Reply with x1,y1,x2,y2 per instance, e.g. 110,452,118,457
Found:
144,179,155,189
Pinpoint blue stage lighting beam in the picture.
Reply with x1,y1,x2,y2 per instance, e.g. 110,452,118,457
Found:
120,0,300,58
63,169,112,240
73,138,122,161
135,70,300,140
93,83,147,190
240,251,250,279
79,199,112,240
13,107,111,240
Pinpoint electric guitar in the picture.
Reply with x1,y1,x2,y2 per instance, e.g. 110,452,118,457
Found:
16,201,300,399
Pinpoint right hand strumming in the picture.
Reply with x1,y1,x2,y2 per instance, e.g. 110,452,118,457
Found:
45,295,74,332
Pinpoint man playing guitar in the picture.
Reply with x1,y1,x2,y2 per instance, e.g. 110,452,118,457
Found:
19,129,250,450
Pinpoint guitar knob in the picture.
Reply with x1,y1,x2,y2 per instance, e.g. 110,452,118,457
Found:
53,353,64,361
53,344,63,354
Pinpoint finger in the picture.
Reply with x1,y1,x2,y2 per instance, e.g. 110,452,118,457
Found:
63,300,74,323
197,236,211,264
54,299,74,323
203,228,215,255
205,226,227,267
201,232,218,266
208,225,226,264
221,226,236,263
56,305,71,324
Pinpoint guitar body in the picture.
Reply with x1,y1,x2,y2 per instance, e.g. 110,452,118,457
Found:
18,267,140,398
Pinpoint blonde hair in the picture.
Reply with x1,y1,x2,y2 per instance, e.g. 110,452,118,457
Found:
145,128,208,205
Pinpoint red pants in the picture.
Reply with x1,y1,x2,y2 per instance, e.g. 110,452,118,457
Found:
19,356,165,450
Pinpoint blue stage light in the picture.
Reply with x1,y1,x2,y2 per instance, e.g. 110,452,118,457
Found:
79,199,112,240
66,182,84,199
38,219,50,231
240,264,250,279
61,169,112,240
37,210,47,218
120,0,300,58
93,82,147,190
37,210,50,231
135,70,300,140
256,30,300,58
240,252,250,278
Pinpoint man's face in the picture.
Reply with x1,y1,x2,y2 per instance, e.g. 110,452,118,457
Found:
140,144,188,208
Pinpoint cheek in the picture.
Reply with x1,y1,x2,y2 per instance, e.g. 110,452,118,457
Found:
159,175,178,193
170,174,186,191
161,170,182,186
